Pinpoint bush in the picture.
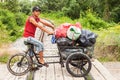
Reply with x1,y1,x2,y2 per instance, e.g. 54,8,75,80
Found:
94,25,120,61
0,9,27,42
0,21,11,45
0,9,16,30
15,12,27,26
0,54,10,63
77,12,115,30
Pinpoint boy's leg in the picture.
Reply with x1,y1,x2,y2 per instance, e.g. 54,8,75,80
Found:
39,51,49,67
39,51,44,64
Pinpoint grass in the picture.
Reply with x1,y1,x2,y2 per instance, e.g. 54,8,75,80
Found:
98,57,114,62
86,74,93,80
0,54,10,63
94,25,120,62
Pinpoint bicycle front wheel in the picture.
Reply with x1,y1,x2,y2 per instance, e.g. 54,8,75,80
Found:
7,53,31,76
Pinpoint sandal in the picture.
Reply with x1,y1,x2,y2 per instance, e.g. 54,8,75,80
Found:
30,67,39,71
39,62,49,67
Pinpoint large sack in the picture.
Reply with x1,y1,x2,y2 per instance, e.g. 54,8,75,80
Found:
76,29,97,47
56,37,73,46
55,22,82,39
55,23,71,39
67,26,81,40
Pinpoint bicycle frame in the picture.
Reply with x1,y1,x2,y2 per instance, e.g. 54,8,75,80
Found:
24,42,65,67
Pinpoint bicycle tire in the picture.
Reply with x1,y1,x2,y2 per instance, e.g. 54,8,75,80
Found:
7,53,31,76
66,52,92,77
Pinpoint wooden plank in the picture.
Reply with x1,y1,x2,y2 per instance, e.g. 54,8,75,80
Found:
44,51,58,56
46,64,55,80
54,63,64,80
62,67,74,80
90,63,105,80
39,67,47,80
5,73,27,80
62,65,85,80
92,59,117,80
73,77,84,80
34,69,41,80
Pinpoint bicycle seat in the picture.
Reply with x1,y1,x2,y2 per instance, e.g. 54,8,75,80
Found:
24,41,32,45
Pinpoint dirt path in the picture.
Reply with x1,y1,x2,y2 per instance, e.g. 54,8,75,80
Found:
0,28,43,56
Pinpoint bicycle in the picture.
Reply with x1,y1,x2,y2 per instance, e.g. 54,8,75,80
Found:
7,40,92,77
7,27,93,77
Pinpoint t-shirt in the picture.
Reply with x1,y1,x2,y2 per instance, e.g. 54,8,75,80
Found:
23,16,40,37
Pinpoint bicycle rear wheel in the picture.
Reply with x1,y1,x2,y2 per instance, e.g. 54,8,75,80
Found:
66,52,91,77
7,53,31,76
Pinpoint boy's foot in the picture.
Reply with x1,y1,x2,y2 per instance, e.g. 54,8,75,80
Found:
39,62,49,67
39,60,49,67
30,66,39,71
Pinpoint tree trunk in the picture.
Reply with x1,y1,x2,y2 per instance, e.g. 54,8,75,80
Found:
103,0,110,21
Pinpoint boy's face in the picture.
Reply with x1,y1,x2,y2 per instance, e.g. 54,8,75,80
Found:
33,10,40,17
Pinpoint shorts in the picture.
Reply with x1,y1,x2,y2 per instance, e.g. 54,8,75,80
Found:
24,37,44,54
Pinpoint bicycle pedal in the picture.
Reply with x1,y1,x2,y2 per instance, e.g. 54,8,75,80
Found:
37,64,43,67
30,67,39,71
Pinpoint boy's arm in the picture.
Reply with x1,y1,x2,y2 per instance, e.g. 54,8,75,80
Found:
40,19,55,30
29,17,53,35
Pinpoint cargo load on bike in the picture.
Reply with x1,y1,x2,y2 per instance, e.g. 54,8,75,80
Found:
53,22,97,52
52,22,97,77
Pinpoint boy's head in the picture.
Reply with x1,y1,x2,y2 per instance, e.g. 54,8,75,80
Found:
32,6,41,17
32,6,41,12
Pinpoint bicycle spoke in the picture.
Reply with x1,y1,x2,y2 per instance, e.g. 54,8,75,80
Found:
21,67,26,72
12,64,18,72
15,67,19,73
13,76,17,80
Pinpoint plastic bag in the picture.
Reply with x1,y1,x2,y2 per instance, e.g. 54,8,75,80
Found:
51,35,56,44
77,29,97,47
67,26,81,40
56,37,73,46
55,22,82,39
55,23,71,39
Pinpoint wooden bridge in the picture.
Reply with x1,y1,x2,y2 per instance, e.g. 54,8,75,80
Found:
1,28,117,80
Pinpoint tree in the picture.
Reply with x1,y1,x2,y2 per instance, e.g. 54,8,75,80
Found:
108,0,120,22
19,0,32,15
62,0,80,19
36,0,66,12
5,0,20,13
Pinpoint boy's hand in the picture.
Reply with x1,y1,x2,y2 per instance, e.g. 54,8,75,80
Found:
48,31,54,35
51,25,55,30
52,27,55,30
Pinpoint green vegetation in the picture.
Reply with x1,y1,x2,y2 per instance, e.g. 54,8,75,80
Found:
0,54,10,63
0,0,120,62
94,25,120,62
0,9,27,44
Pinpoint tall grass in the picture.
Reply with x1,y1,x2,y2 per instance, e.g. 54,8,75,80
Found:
94,25,120,61
40,12,75,27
